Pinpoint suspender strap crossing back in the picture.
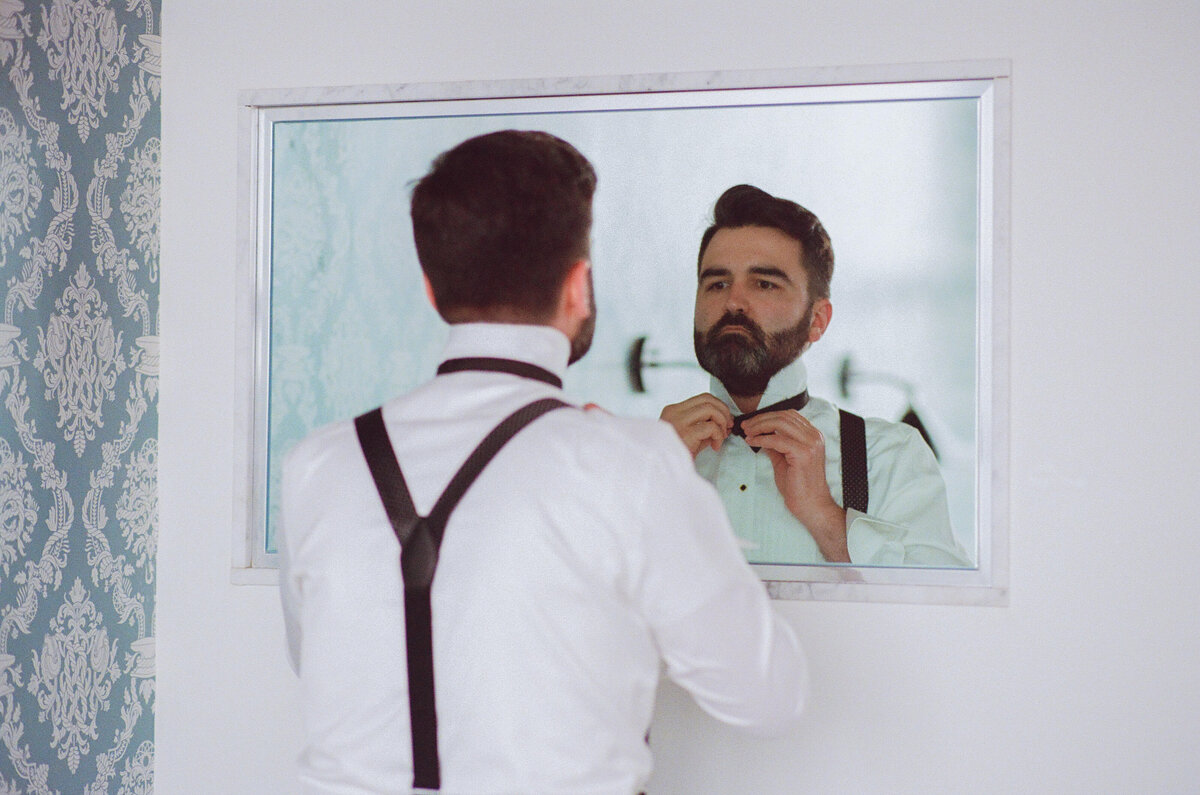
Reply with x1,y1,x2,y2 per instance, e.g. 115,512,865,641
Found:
354,397,570,792
838,409,869,514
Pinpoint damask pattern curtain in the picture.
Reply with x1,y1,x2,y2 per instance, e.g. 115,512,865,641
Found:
0,0,159,791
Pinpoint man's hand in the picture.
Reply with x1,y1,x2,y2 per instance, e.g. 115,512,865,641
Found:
740,411,851,563
659,394,734,458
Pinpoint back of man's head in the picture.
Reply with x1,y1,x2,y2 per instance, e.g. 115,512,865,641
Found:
698,184,835,300
411,130,597,324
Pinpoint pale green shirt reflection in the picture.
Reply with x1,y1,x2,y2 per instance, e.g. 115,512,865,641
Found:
694,358,971,567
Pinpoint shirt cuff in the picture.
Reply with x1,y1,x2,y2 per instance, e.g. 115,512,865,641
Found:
845,509,905,566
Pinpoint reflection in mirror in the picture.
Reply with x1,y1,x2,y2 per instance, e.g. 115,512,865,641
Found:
241,65,1008,602
669,182,973,570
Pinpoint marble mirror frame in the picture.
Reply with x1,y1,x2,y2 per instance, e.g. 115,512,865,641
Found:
232,62,1010,605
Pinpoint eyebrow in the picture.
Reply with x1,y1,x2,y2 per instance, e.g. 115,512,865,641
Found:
699,265,795,285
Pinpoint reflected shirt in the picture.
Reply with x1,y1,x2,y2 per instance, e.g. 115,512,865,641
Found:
279,323,808,795
694,358,970,567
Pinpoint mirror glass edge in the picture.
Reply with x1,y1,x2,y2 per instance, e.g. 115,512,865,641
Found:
232,63,1012,607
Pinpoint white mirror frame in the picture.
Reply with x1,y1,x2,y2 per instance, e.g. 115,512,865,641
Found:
232,61,1010,605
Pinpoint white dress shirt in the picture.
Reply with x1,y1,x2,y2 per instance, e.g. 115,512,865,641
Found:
280,323,807,794
694,357,970,567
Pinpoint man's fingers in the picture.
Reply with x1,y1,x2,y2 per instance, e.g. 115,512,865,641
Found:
683,394,734,427
696,420,727,453
739,409,813,432
664,395,733,433
744,431,796,455
662,394,736,457
750,427,826,473
741,412,822,447
678,418,728,457
688,404,734,434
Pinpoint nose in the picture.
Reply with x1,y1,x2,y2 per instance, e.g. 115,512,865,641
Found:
723,281,748,314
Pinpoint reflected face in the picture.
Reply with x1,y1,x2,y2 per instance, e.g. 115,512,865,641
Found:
693,226,825,396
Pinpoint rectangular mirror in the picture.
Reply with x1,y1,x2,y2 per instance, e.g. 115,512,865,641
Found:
235,63,1009,604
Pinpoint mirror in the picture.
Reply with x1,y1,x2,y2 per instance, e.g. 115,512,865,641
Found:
236,64,1009,603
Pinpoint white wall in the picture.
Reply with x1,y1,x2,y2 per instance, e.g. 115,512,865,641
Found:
159,2,1200,792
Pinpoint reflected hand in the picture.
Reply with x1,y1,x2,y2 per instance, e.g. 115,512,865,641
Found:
659,394,733,458
740,410,850,563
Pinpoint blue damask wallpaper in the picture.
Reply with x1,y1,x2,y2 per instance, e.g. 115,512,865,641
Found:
0,0,158,791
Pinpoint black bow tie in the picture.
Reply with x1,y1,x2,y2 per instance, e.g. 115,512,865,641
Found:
731,391,810,451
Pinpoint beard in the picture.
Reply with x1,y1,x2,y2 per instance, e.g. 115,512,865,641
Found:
567,270,597,365
693,305,812,398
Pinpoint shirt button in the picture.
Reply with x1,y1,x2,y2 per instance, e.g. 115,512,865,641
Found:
739,484,747,491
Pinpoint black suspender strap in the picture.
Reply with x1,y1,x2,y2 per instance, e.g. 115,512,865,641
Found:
355,408,438,789
838,409,869,514
354,397,570,792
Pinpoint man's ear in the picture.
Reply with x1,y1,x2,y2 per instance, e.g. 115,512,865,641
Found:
807,298,832,343
422,274,438,311
560,260,592,323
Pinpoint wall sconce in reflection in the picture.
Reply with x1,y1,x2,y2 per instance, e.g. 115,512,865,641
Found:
625,335,699,393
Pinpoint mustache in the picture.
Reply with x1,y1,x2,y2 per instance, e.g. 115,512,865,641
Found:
705,313,767,347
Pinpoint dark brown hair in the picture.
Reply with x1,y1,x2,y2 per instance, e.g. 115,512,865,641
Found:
410,130,597,323
698,184,834,299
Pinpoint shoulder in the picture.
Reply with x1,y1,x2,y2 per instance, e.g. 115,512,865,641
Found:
805,396,930,457
541,407,695,469
283,414,365,487
861,414,929,457
516,409,705,512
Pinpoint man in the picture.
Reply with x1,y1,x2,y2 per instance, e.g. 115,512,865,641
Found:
661,184,969,567
279,134,807,794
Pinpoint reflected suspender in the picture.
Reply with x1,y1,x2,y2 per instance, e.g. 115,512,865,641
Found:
838,409,868,514
354,390,569,792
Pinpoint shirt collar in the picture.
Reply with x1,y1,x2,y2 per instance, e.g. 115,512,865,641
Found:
441,323,571,382
709,356,809,416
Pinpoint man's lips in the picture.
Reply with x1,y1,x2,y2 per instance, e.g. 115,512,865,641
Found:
714,324,756,340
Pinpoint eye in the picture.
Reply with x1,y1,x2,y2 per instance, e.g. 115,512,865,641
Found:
756,279,780,290
703,279,729,292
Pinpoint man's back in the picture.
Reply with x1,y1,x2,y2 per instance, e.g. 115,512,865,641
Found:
280,324,806,794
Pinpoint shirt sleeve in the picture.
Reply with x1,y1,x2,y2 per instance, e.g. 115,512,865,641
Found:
279,442,307,675
630,425,809,735
845,423,970,567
